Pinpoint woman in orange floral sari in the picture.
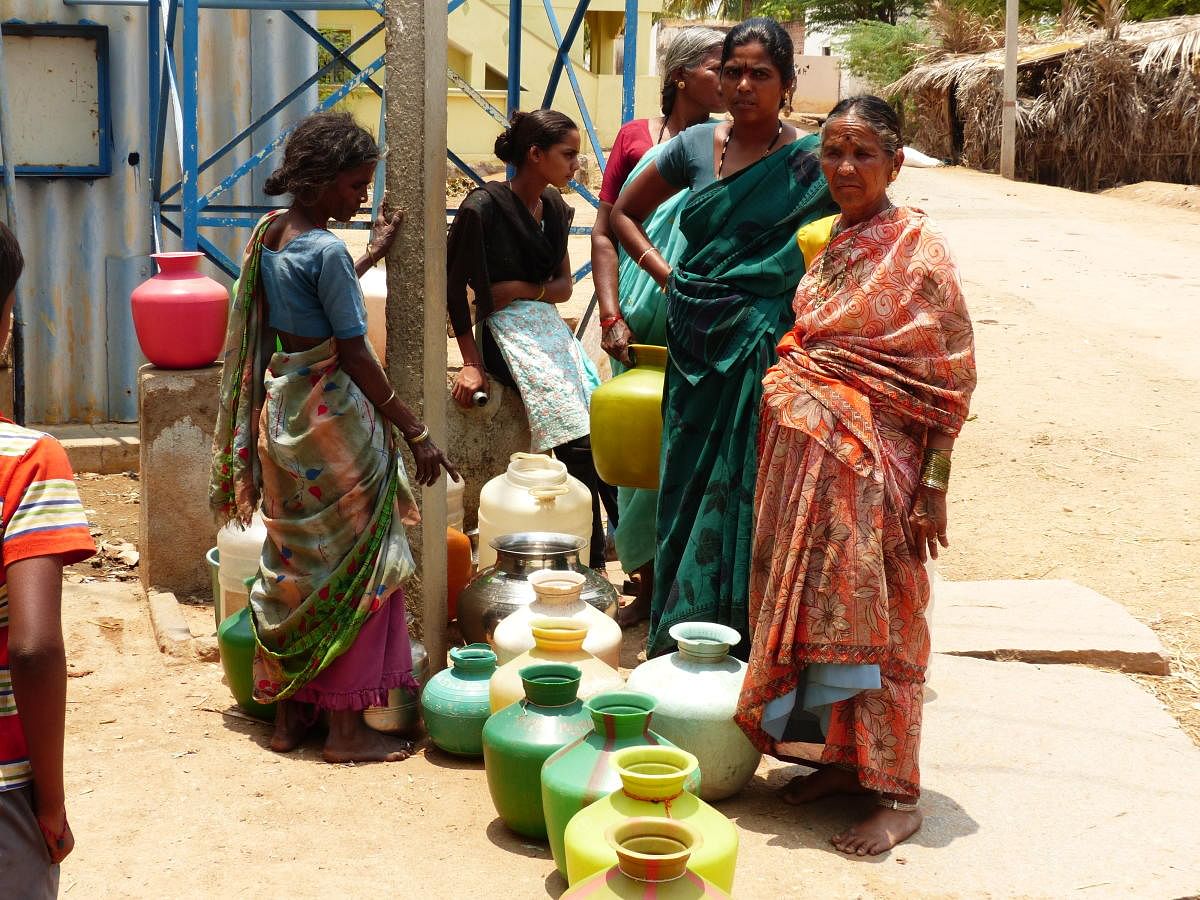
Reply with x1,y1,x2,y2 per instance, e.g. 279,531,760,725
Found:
734,96,976,856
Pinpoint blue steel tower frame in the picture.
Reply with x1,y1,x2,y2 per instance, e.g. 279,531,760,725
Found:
121,0,642,279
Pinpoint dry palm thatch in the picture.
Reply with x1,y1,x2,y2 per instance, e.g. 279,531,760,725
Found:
889,15,1200,191
925,0,1003,54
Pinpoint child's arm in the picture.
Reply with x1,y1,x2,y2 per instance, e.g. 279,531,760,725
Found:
7,553,74,863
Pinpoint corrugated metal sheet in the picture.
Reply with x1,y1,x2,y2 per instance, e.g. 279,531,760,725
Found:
2,3,314,423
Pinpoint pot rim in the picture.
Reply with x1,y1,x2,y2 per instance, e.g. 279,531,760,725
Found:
605,817,700,883
488,531,588,556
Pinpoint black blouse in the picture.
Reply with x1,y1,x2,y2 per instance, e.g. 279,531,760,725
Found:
445,182,574,338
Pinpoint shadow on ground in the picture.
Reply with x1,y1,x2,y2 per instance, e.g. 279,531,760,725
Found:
721,763,979,862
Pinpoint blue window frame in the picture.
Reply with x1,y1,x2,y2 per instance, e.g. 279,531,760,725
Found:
1,22,112,178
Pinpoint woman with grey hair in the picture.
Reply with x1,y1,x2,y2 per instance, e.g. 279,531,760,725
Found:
590,25,727,626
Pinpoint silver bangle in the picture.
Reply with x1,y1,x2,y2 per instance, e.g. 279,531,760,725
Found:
380,389,396,408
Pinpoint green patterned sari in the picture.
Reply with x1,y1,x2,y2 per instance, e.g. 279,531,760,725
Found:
648,135,833,657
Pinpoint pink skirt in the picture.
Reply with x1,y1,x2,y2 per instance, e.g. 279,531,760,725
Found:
290,589,417,711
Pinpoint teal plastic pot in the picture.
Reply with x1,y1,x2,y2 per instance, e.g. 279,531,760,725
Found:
216,606,275,721
482,663,593,839
421,643,497,756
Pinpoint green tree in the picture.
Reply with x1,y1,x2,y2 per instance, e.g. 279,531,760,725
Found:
838,19,929,88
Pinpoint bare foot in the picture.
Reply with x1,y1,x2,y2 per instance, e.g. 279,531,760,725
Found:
617,563,653,629
779,765,871,805
617,595,651,629
831,806,923,857
269,699,314,753
323,710,414,764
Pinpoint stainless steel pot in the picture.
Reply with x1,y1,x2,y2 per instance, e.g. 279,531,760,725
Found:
362,635,428,736
457,532,619,645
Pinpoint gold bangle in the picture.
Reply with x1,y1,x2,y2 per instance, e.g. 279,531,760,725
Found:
406,425,431,445
919,449,952,492
636,246,659,269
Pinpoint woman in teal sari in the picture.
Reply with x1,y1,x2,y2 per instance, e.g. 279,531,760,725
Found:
611,18,835,656
591,26,726,625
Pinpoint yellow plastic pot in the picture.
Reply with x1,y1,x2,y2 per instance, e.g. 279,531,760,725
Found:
589,345,667,489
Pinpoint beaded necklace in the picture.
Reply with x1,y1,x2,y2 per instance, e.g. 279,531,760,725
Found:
717,120,784,178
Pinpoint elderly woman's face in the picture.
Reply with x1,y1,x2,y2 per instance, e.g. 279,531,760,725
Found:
681,46,727,116
820,115,903,224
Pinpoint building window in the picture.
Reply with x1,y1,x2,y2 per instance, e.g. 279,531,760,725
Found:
484,65,507,92
318,28,353,86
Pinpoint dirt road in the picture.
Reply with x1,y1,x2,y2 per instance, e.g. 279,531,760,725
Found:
58,166,1199,897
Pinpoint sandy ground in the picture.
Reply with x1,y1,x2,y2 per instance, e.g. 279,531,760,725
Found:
56,165,1200,897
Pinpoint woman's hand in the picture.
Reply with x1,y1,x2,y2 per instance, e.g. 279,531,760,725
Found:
908,486,949,562
406,437,460,487
367,206,404,262
601,319,637,364
451,365,488,408
37,803,74,864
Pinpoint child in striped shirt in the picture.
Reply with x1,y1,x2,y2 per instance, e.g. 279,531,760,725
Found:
0,221,95,898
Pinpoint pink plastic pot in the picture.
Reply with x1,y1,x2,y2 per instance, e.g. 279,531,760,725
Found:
131,251,228,369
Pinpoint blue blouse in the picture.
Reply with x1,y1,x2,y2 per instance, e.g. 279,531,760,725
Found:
260,228,367,340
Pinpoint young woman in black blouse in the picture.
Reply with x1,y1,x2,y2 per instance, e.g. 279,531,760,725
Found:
445,109,616,569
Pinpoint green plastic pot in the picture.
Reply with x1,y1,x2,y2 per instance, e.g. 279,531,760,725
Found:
482,663,592,839
420,643,497,756
541,691,701,877
216,606,275,721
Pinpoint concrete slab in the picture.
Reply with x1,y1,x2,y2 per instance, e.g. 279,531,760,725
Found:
931,578,1170,674
41,423,140,475
146,589,194,659
719,654,1200,899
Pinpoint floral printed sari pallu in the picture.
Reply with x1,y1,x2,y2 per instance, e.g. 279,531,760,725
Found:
734,207,976,798
647,135,835,658
211,213,420,707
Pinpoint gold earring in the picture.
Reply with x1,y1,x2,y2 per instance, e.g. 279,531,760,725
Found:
677,80,685,90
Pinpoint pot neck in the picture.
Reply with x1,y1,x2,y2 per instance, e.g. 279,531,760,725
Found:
530,618,588,654
152,252,205,277
520,663,582,706
614,746,699,803
609,818,697,884
670,622,740,664
450,643,497,675
585,692,656,740
504,452,568,489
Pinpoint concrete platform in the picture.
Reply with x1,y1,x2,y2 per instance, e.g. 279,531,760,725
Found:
931,578,1170,675
721,654,1200,899
40,422,139,475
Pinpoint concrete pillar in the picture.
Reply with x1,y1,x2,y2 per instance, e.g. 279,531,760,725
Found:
384,0,450,673
137,364,221,597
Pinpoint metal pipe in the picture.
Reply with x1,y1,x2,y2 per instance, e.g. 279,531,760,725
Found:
542,0,589,107
0,30,26,425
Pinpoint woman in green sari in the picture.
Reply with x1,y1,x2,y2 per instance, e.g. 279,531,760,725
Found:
611,18,835,656
591,26,726,625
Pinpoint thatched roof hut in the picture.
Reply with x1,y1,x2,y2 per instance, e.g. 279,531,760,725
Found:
888,16,1200,190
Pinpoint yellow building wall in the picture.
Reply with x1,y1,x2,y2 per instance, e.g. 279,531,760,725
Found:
318,0,662,165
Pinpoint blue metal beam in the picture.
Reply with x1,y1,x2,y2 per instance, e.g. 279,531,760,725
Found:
506,0,521,117
540,0,605,170
542,0,589,107
159,20,384,203
181,0,199,248
622,0,637,123
199,56,384,209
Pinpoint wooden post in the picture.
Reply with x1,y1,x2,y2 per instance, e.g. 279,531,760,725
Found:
1000,0,1019,180
384,0,449,675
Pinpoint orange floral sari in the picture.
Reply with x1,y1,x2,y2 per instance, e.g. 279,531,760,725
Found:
734,207,976,797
